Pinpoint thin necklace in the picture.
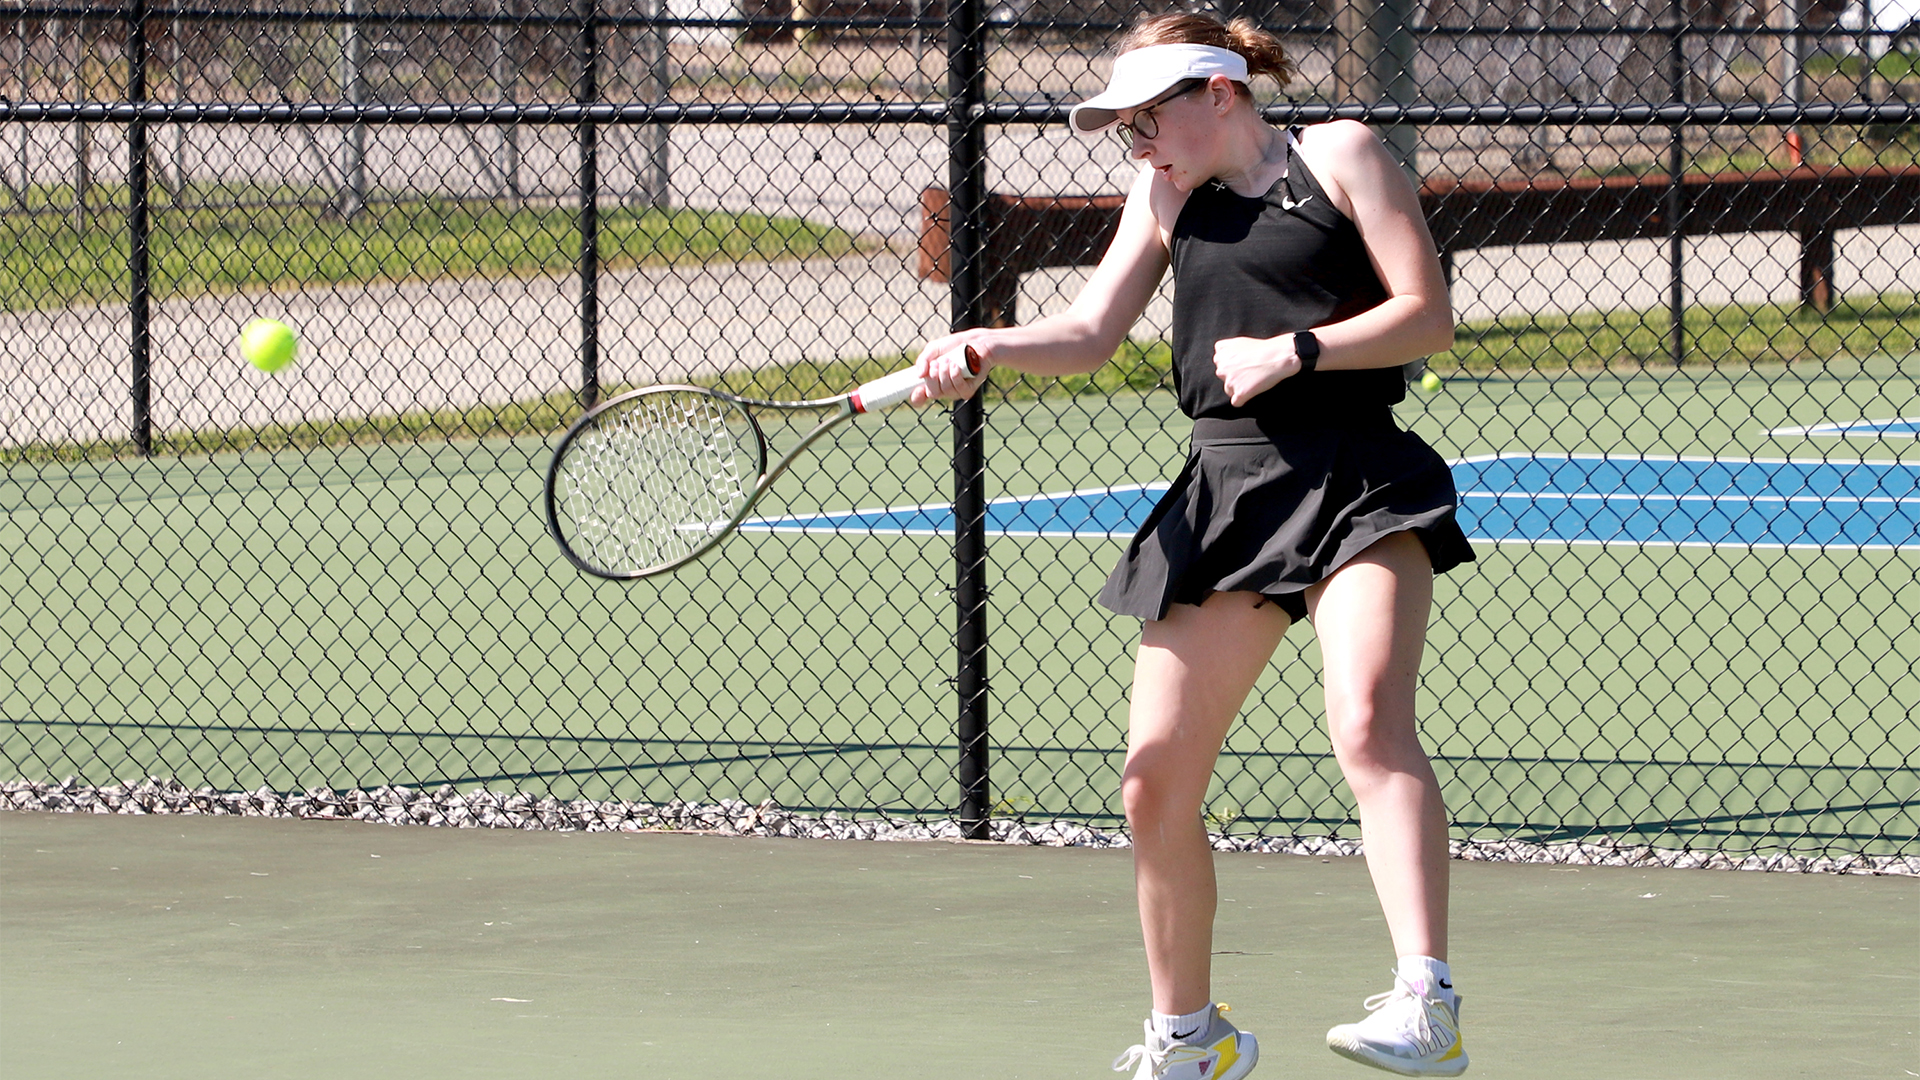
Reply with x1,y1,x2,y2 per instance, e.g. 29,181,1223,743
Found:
1213,128,1288,192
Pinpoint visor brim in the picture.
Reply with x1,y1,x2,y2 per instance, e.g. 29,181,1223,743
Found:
1067,75,1194,134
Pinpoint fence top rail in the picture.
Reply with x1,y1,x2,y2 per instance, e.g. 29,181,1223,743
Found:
3,4,1895,38
4,99,1915,127
0,100,950,125
12,4,957,31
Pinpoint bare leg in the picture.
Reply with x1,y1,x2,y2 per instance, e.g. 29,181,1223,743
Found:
1125,591,1291,1014
1306,531,1448,961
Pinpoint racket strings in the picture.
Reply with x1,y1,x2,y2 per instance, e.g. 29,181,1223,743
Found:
555,391,755,575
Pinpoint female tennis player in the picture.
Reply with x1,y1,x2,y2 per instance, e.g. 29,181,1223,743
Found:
913,13,1475,1079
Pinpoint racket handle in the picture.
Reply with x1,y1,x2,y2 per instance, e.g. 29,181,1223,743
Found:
850,346,983,414
849,368,923,413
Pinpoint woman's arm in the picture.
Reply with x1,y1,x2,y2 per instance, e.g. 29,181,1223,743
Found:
912,163,1180,402
1212,120,1454,408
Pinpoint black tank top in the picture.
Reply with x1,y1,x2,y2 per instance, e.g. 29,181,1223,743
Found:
1168,129,1406,422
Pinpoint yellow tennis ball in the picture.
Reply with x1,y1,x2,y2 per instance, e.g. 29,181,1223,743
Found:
1419,370,1443,393
241,318,298,373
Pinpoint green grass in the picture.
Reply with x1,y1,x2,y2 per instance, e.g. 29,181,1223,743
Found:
1753,132,1915,171
1585,132,1920,178
1806,47,1920,83
0,386,590,468
702,292,1920,406
1436,292,1920,375
0,184,863,312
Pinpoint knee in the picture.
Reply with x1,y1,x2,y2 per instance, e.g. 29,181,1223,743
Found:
1120,753,1202,831
1326,699,1419,777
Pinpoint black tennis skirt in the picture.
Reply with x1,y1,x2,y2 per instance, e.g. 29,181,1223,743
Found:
1097,411,1476,622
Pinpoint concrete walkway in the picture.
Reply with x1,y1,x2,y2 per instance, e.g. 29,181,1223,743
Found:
3,253,959,449
3,224,1912,450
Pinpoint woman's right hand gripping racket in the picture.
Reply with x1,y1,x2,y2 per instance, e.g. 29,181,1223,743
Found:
544,348,980,580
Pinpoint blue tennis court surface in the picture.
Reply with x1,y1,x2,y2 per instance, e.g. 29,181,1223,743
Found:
744,454,1920,549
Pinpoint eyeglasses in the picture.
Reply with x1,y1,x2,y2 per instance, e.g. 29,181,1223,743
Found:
1114,79,1205,149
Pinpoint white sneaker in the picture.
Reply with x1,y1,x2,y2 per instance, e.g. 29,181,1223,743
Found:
1113,1005,1259,1080
1325,974,1468,1076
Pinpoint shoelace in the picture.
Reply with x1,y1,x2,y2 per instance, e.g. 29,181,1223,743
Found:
1356,979,1454,1054
1111,1041,1171,1076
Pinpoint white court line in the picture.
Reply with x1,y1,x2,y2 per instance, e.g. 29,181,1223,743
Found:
1461,491,1919,505
1764,417,1920,438
1449,450,1911,466
1467,537,1914,552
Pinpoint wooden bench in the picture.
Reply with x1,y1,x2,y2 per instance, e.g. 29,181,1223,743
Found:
917,165,1920,327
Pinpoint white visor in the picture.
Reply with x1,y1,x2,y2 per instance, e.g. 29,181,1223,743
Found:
1067,44,1250,135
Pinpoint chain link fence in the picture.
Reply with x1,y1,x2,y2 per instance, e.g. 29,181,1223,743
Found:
3,1,1916,870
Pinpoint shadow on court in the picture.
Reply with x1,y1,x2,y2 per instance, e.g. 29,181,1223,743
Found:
2,811,1911,1079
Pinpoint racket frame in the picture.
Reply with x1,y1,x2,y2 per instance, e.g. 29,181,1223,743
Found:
544,351,976,581
544,385,860,580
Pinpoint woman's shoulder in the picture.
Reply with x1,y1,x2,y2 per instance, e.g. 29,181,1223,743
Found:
1294,119,1382,154
1291,121,1395,219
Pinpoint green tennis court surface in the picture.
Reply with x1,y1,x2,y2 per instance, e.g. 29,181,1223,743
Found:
1,811,1911,1078
4,355,1916,853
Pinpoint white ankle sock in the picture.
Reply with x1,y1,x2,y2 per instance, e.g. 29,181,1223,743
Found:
1398,955,1456,1006
1152,1003,1215,1043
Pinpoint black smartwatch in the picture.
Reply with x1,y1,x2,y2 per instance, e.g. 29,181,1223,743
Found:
1293,330,1321,374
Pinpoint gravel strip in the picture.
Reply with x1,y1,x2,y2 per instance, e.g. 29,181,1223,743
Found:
5,777,1912,876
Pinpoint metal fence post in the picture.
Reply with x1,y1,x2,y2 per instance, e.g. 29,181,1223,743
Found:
127,0,153,457
162,11,184,200
636,0,670,209
338,0,368,219
948,0,990,840
1666,0,1688,368
1378,0,1418,174
7,23,27,206
65,18,94,234
577,0,601,408
1332,0,1419,182
493,0,522,204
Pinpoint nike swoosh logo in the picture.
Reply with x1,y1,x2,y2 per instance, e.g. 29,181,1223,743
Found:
1280,194,1313,211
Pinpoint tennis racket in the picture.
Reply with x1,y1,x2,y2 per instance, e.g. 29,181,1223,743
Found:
544,348,979,580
